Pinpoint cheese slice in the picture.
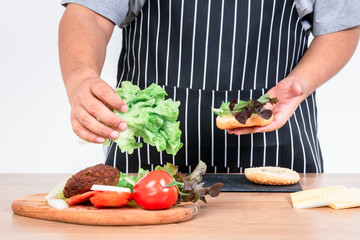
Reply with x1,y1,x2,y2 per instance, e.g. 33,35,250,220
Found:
290,185,347,209
328,188,360,210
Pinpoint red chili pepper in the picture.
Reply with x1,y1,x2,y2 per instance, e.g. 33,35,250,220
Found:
133,170,179,210
89,191,133,208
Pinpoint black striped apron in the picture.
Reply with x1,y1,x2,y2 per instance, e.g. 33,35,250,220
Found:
105,0,324,174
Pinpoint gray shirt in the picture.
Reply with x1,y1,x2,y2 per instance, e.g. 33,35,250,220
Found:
61,0,360,36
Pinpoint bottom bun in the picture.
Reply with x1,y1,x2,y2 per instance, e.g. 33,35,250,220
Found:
244,166,300,185
216,114,273,130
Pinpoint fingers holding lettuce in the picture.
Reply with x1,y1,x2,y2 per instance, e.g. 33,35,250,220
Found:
68,79,183,155
67,77,128,144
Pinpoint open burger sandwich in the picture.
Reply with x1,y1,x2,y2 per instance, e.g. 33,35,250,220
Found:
212,94,279,129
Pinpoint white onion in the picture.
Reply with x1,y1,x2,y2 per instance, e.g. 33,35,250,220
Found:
47,199,69,210
90,184,131,193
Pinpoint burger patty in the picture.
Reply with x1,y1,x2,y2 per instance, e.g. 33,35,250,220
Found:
63,163,120,198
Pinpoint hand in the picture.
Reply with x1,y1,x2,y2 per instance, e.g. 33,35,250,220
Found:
67,77,128,143
228,76,309,135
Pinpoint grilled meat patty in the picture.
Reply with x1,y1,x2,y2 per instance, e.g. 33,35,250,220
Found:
63,164,120,198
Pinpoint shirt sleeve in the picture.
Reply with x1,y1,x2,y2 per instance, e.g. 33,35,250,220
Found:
61,0,129,27
295,0,360,36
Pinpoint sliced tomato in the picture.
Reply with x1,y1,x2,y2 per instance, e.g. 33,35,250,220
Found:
89,191,133,208
67,191,101,205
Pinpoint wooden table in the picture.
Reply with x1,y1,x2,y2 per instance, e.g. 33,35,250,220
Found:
1,173,360,240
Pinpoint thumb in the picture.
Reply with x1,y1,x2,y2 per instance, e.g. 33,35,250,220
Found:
290,77,307,97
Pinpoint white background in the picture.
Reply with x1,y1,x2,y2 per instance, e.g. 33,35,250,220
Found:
1,1,359,173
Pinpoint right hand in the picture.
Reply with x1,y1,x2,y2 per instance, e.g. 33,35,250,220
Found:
68,77,128,143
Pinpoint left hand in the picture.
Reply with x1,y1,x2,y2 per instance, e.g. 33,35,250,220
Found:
228,76,309,135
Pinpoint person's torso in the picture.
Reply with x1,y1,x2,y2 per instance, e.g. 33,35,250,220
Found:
105,0,323,174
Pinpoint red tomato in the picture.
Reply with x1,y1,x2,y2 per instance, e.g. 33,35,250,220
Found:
133,170,178,210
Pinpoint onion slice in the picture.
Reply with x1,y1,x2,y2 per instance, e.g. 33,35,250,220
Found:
47,199,69,210
90,184,131,193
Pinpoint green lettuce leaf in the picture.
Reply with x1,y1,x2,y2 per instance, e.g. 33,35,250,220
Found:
107,81,183,155
211,101,231,116
117,168,150,192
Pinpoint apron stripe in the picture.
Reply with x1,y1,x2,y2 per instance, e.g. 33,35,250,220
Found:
147,143,150,165
172,86,177,166
126,24,132,81
137,137,141,169
185,87,189,166
299,104,319,173
131,18,137,82
241,0,251,91
293,111,307,173
265,0,276,89
290,18,300,71
275,129,279,166
224,90,228,167
137,10,143,86
284,2,296,77
176,0,184,88
125,152,129,174
198,89,201,162
253,0,264,89
165,0,171,86
189,0,198,89
262,88,267,166
155,0,160,84
301,33,307,56
249,89,254,167
237,90,241,168
113,143,118,168
288,119,295,169
211,89,215,167
276,0,287,84
296,30,304,63
305,99,321,169
311,93,322,172
144,0,151,87
202,0,212,90
118,27,127,86
215,0,225,91
229,0,238,91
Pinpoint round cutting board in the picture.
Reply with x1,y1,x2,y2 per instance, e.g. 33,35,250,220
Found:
12,194,200,226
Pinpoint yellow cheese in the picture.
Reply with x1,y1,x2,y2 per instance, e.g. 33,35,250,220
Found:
291,186,360,210
328,188,360,210
290,185,347,209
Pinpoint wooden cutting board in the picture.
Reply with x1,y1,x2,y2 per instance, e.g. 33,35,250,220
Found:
12,194,200,226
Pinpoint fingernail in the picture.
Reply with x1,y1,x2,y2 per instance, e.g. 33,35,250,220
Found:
118,122,127,131
110,131,119,139
120,105,128,113
96,137,105,143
